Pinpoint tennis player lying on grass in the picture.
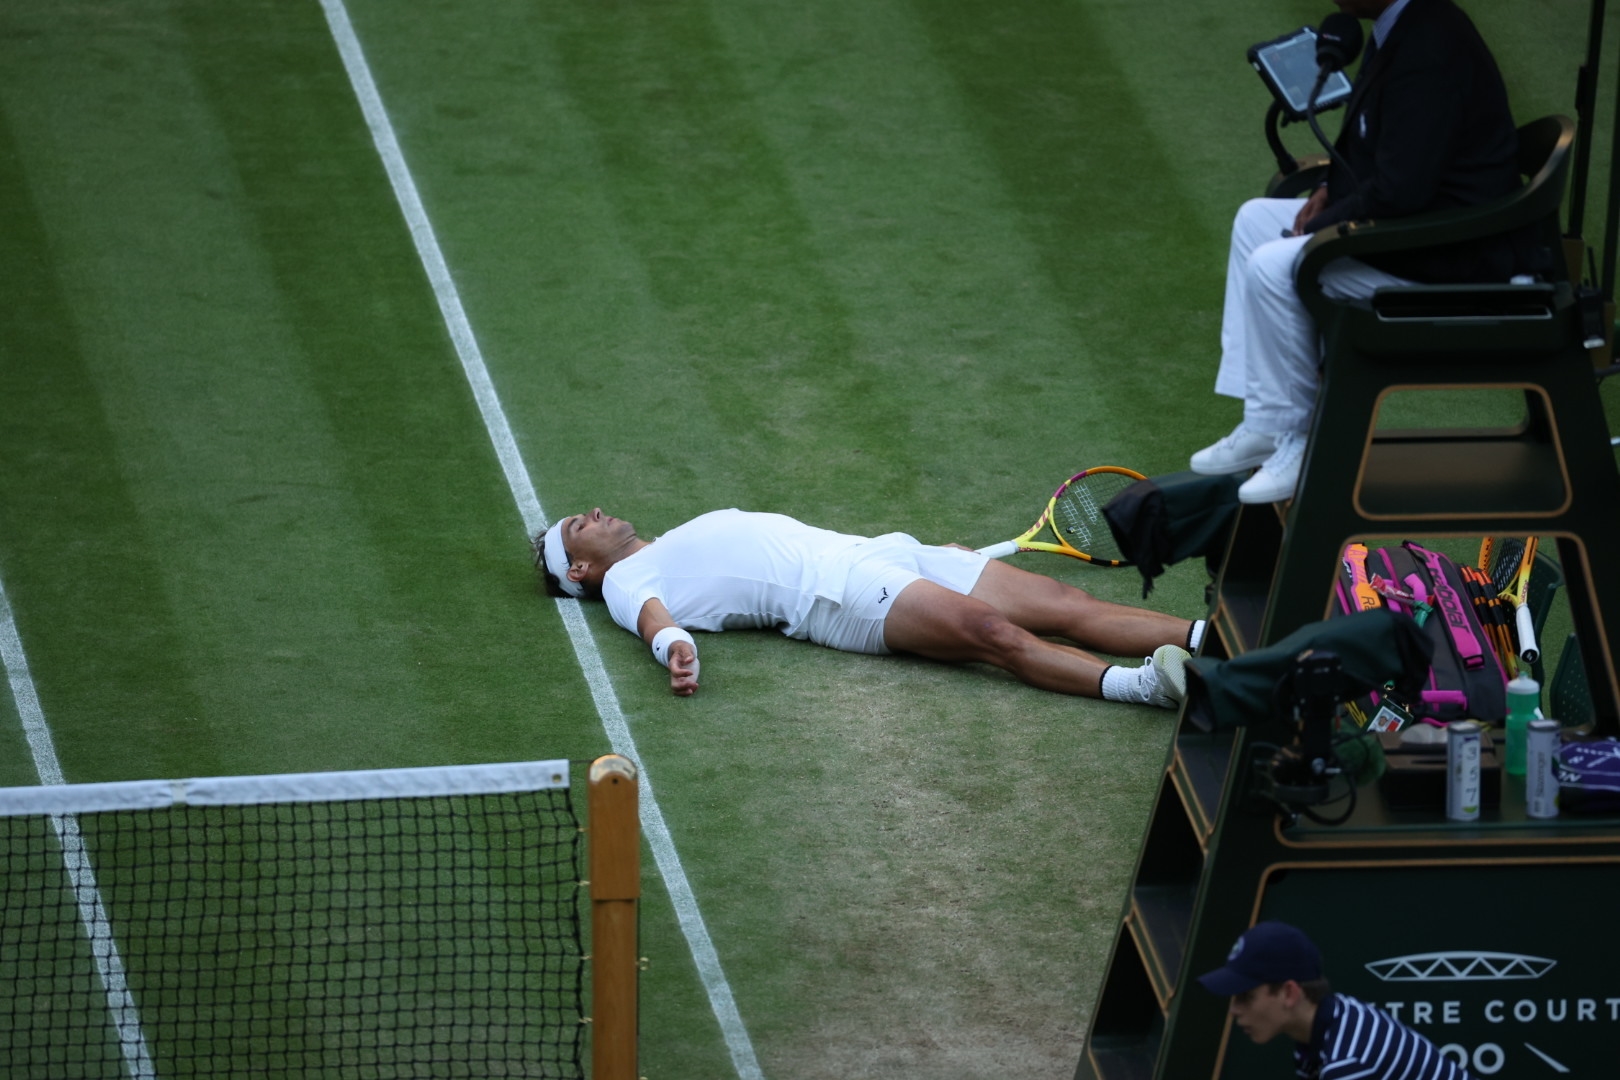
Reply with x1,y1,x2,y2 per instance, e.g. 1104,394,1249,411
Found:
533,508,1204,708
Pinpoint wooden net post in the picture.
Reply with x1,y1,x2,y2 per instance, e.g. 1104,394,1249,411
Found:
588,754,639,1080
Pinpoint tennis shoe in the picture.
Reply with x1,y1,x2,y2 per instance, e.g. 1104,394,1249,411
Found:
1141,644,1191,710
1237,430,1306,504
1190,423,1276,475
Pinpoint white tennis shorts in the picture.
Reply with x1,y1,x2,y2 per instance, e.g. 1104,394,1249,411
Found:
796,534,989,655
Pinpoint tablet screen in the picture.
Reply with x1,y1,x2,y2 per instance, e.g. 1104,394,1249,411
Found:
1251,28,1353,117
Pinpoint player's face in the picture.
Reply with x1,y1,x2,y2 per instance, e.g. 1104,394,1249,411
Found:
561,508,635,562
1228,984,1292,1045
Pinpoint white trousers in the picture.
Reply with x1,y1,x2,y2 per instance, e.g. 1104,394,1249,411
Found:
1214,198,1414,435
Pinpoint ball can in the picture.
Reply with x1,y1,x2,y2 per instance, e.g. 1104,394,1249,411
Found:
1526,718,1560,819
1446,720,1482,822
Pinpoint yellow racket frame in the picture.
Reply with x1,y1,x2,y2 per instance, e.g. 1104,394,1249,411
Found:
977,467,1146,566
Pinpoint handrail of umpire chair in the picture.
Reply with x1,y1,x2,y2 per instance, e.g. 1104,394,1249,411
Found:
1293,114,1577,326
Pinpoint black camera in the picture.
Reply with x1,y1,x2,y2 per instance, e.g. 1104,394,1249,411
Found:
1249,649,1360,823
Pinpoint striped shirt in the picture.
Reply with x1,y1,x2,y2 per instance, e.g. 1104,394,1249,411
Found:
1296,994,1474,1080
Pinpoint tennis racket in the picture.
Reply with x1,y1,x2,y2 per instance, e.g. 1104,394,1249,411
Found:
1463,563,1516,674
1473,536,1503,661
977,467,1145,565
1491,536,1541,668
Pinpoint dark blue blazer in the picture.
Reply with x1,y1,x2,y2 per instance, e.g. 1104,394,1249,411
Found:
1302,0,1528,282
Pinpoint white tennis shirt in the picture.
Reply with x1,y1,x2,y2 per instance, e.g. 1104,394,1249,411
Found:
601,509,876,639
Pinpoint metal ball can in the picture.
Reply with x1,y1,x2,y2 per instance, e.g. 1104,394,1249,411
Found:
1446,720,1482,822
1526,718,1560,819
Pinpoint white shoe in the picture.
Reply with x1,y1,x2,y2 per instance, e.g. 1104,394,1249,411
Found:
1237,430,1306,504
1140,645,1191,709
1190,422,1276,475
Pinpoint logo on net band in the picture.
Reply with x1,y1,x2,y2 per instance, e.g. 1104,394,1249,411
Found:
1365,952,1557,982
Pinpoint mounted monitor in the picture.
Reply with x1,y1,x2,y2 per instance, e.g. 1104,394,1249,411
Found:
1248,26,1353,121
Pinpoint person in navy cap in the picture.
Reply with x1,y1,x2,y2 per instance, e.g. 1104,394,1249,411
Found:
1198,921,1473,1079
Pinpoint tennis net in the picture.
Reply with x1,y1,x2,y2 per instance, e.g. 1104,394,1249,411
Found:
0,760,589,1079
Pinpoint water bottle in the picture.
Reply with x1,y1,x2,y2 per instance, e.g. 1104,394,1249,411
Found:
1504,674,1540,776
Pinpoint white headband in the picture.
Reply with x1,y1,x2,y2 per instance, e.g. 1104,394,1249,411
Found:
542,520,585,598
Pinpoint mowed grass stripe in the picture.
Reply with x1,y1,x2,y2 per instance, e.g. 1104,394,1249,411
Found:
0,3,446,778
538,0,916,522
703,0,1135,531
904,0,1233,468
0,32,226,786
168,0,607,768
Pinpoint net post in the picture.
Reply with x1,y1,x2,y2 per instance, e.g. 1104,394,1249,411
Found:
588,754,640,1080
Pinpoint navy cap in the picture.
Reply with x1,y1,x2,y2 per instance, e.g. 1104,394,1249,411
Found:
1197,921,1322,996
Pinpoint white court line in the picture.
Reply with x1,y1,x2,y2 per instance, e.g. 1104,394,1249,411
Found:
316,3,765,1077
1,573,158,1078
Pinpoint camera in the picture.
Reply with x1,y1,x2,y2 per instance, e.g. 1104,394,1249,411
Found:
1249,649,1362,823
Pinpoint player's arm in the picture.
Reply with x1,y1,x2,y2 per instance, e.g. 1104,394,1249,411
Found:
636,598,700,696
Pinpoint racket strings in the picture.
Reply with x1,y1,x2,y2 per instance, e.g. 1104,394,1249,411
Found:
1489,537,1527,594
1054,473,1132,558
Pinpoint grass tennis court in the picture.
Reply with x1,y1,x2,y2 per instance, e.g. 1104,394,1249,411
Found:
1,1,1615,1076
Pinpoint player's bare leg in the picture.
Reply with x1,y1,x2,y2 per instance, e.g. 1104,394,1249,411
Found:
967,560,1194,656
881,579,1110,696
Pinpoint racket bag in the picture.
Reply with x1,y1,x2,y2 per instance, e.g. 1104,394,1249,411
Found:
1331,541,1510,727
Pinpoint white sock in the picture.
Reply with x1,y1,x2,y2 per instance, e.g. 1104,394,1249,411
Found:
1100,663,1147,704
1188,619,1206,653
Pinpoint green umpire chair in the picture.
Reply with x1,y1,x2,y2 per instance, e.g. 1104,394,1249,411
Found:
1260,114,1620,733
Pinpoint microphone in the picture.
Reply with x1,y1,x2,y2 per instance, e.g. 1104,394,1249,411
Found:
1315,12,1364,74
1301,10,1365,207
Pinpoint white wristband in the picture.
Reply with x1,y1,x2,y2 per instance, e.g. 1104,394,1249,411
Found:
651,626,696,669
